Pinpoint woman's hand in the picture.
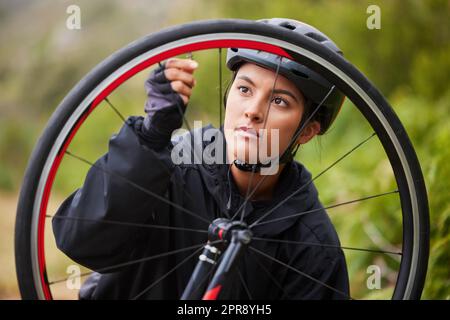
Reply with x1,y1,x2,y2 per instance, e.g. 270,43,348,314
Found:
163,58,198,105
142,58,199,147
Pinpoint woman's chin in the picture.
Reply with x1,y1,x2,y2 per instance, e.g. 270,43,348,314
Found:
233,149,261,164
227,140,277,164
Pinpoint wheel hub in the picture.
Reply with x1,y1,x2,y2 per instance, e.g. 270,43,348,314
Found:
208,218,252,245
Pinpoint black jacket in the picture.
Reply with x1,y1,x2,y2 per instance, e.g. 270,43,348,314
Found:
53,116,349,300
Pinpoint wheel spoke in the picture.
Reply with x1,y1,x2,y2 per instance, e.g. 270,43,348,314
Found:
249,246,352,300
249,132,377,228
238,167,256,222
104,97,127,123
233,80,337,224
131,241,220,300
284,85,337,153
47,214,208,234
48,272,92,286
252,190,399,227
249,249,291,299
64,150,210,225
234,57,282,222
252,237,402,256
237,267,252,300
48,241,212,286
180,52,206,166
103,97,196,205
218,48,223,126
230,174,268,221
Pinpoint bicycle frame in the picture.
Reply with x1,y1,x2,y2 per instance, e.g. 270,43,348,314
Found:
181,218,252,300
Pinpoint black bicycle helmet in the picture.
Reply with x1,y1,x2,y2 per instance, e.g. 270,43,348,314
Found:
226,18,345,172
226,18,345,135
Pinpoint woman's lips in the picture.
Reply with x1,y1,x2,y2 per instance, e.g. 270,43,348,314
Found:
235,126,259,138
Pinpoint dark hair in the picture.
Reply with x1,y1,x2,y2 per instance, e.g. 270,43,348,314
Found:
222,69,238,109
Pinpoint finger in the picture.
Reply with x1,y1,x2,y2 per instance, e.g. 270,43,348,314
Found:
179,93,189,106
166,58,199,73
171,80,193,97
164,68,196,88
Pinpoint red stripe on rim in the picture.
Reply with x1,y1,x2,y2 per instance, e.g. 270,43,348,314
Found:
37,108,92,299
91,40,292,108
37,39,292,299
202,285,222,300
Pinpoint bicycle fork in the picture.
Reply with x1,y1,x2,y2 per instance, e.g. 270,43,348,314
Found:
180,218,252,300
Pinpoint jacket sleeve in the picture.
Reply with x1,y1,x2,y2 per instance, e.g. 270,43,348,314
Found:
52,116,177,271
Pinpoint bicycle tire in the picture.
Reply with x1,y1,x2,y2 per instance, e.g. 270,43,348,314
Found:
15,19,429,300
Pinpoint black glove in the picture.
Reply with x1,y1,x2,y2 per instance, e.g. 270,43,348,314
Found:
141,63,186,148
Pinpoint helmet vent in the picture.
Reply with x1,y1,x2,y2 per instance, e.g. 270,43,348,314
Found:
279,22,296,30
291,69,309,79
230,48,238,52
305,32,327,42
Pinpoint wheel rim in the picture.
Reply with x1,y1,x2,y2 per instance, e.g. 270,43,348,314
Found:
17,22,428,300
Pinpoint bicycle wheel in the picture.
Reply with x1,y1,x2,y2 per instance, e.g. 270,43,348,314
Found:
15,19,429,300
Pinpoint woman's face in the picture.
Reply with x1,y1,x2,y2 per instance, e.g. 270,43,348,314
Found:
224,62,319,166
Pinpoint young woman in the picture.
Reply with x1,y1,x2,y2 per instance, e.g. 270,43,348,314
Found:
53,18,349,299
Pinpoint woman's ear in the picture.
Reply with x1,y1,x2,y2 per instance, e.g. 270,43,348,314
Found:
296,121,321,145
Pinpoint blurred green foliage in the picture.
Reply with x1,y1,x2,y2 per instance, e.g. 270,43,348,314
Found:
0,0,448,299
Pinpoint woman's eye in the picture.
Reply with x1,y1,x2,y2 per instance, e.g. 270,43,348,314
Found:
272,97,288,107
238,86,250,94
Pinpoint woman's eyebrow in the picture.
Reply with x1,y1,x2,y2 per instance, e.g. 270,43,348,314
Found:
237,75,256,86
272,89,299,103
237,75,300,103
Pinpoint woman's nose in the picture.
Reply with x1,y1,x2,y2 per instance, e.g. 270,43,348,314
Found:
244,100,266,123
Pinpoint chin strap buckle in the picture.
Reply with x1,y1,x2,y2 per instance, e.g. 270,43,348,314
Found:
233,159,274,172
